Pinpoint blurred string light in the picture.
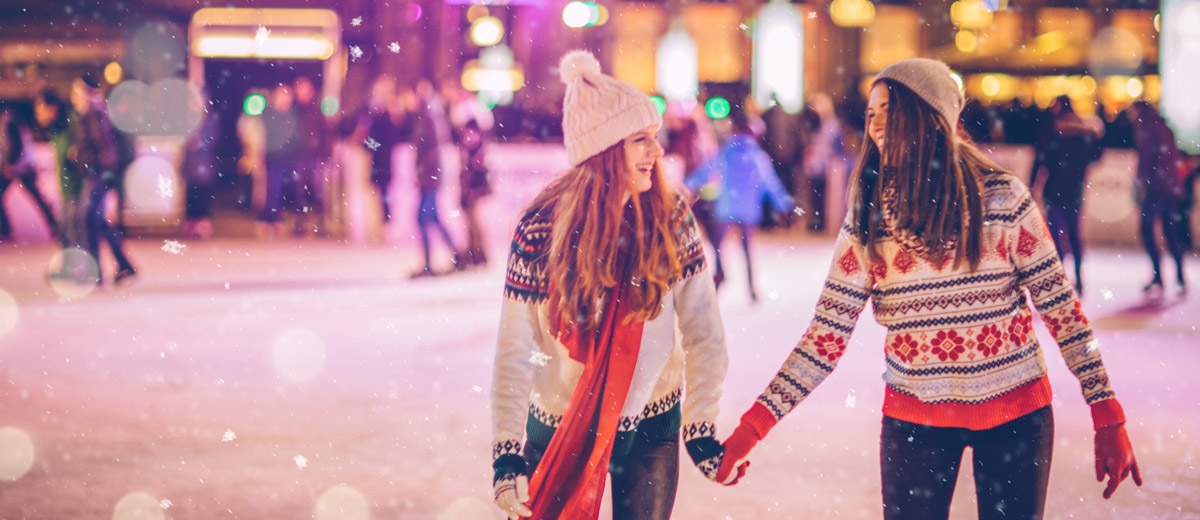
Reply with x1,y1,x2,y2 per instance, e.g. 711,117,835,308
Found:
705,97,731,120
104,61,123,84
650,96,666,115
462,45,523,107
243,93,266,116
471,16,504,46
562,1,608,28
320,96,339,116
1126,77,1144,98
467,5,490,22
950,0,992,30
753,0,804,114
190,8,339,60
656,20,698,104
829,0,874,27
955,30,979,53
981,0,1007,11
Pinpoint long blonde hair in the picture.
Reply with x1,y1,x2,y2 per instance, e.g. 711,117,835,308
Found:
848,80,1001,271
526,143,682,332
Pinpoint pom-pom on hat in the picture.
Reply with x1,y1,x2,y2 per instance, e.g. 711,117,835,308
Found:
559,50,663,166
873,58,965,134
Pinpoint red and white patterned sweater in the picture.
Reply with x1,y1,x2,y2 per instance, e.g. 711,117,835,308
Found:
746,171,1124,432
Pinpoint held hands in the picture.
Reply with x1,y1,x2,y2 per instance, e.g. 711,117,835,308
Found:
1094,424,1142,499
493,474,531,520
714,422,759,485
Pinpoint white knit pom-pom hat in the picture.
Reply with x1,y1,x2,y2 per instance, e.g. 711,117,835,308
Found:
559,50,663,166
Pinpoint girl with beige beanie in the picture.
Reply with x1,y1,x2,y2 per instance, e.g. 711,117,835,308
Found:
490,50,736,520
716,58,1141,519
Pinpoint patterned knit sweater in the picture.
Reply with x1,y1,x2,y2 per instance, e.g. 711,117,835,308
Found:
491,198,729,483
744,171,1125,433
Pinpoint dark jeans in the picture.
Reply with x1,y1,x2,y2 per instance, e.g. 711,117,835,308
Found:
880,406,1054,520
416,190,457,270
1046,204,1083,290
1139,194,1187,285
0,172,58,238
82,177,134,276
524,436,679,520
710,222,756,300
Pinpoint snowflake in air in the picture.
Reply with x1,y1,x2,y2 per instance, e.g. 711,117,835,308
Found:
221,429,236,442
389,42,400,53
364,137,381,151
793,207,806,217
1102,289,1114,301
351,16,363,26
158,175,174,198
255,26,270,43
529,351,552,367
349,45,363,61
808,11,817,19
159,498,172,510
472,385,483,393
845,390,857,408
294,455,308,469
162,239,186,255
1085,340,1100,354
738,23,749,31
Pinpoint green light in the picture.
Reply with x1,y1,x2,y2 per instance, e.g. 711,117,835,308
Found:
243,93,265,116
705,97,731,120
650,96,666,115
320,96,339,116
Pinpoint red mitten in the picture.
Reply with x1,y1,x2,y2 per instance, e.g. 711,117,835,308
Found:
1091,399,1143,499
715,403,777,485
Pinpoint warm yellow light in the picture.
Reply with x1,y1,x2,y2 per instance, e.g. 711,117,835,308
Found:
462,67,525,92
950,0,992,30
1081,75,1097,96
1154,13,1161,32
1126,77,1144,98
829,0,875,27
981,74,1000,98
194,36,335,59
467,5,489,23
470,16,503,46
955,30,978,53
103,61,123,84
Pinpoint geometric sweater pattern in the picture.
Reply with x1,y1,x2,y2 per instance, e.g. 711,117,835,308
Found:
756,171,1116,430
492,196,728,478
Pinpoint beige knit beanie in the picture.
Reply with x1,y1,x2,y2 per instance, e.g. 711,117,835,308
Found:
873,58,965,132
559,50,663,166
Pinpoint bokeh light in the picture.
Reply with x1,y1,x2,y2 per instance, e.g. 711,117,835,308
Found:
0,289,17,339
107,80,151,135
272,329,327,383
46,249,101,299
470,16,504,47
705,97,731,120
244,93,266,116
650,96,666,115
0,427,34,481
112,492,164,520
104,61,123,85
562,1,593,28
129,21,186,81
1126,77,1144,98
955,30,978,53
149,77,203,136
320,96,339,116
437,497,494,520
466,5,489,22
404,3,423,23
315,485,368,520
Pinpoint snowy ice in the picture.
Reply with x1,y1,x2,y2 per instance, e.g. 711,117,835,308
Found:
389,42,400,54
529,351,551,367
293,455,308,469
161,240,186,255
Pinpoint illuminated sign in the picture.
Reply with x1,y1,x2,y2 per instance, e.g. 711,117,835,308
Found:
190,8,340,60
1161,0,1200,153
753,0,804,114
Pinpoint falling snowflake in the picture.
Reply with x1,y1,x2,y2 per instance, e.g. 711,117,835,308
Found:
364,136,381,151
738,23,749,31
349,45,363,61
388,42,400,53
529,351,552,367
471,385,483,393
845,390,857,408
793,207,806,217
159,498,172,510
1085,340,1100,354
161,239,186,255
294,455,308,469
221,429,236,442
158,175,174,198
255,25,270,43
351,16,363,26
224,282,230,290
808,11,817,19
1102,289,1114,301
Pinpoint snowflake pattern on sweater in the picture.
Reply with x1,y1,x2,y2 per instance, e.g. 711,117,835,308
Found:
757,172,1115,430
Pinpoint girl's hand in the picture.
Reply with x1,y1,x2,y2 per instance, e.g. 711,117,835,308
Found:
494,474,531,519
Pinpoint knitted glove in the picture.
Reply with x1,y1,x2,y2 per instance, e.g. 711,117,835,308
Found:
493,453,531,519
686,436,744,486
715,402,777,485
1091,399,1142,499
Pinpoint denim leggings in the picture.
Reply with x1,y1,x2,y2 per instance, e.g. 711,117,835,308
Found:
881,406,1054,520
524,435,679,520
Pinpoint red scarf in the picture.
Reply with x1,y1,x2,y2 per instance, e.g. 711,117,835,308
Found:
529,263,644,520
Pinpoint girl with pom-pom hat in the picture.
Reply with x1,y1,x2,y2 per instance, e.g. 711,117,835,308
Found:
716,57,1141,519
489,50,736,520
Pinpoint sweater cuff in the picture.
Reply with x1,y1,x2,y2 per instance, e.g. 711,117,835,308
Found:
1090,398,1126,431
742,401,779,440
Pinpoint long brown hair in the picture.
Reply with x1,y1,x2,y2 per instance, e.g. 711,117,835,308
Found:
847,80,1001,271
526,143,682,332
